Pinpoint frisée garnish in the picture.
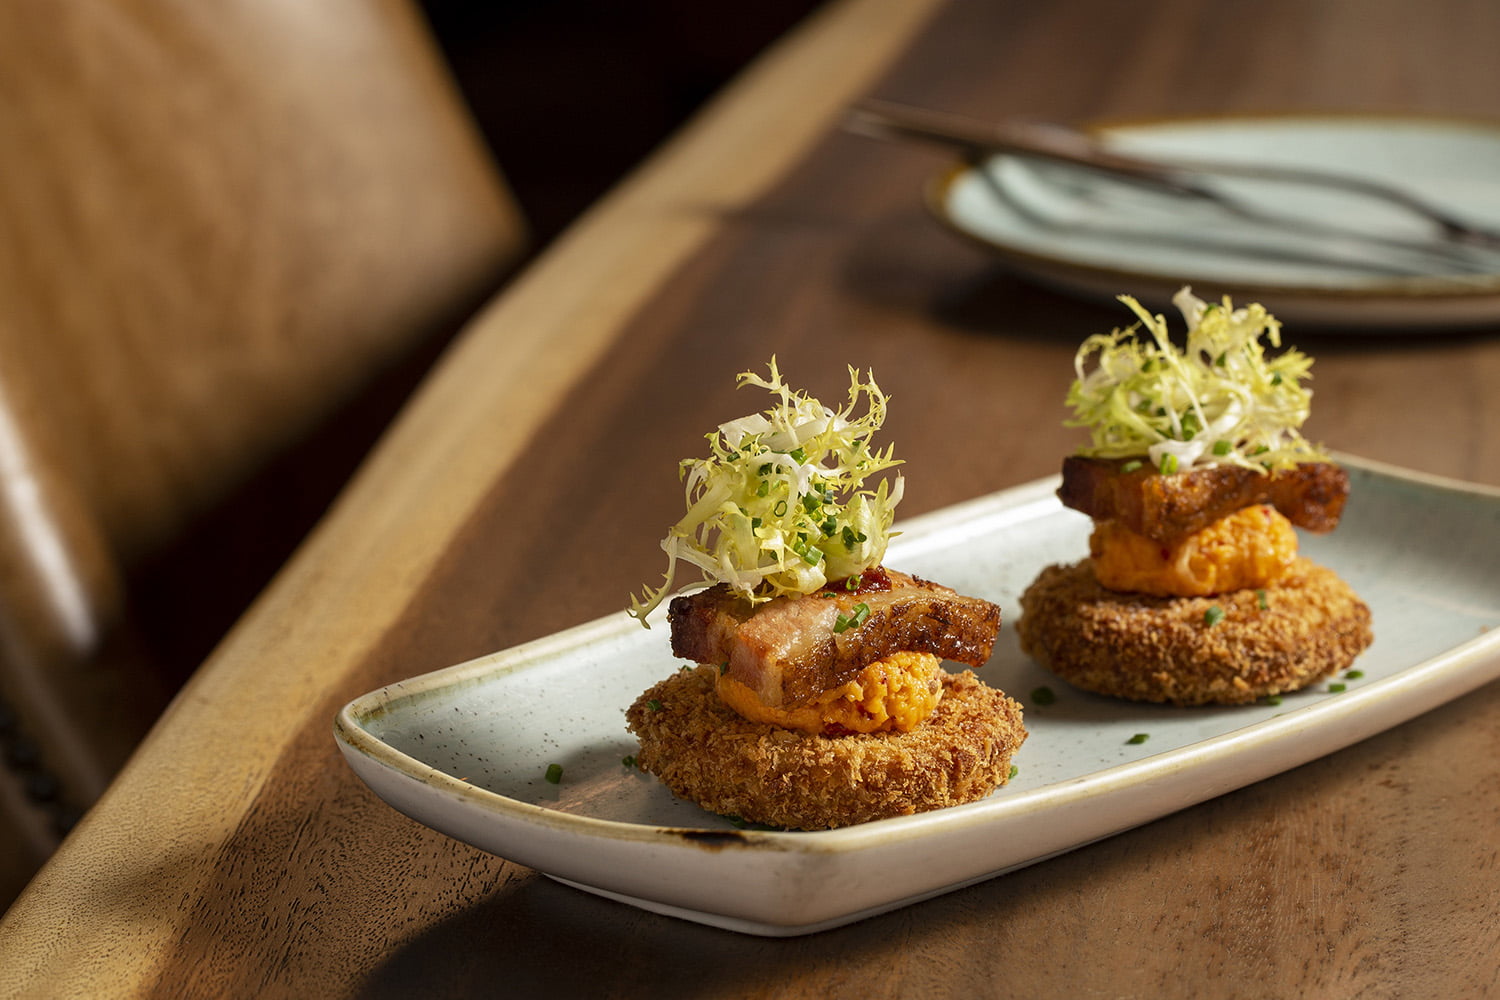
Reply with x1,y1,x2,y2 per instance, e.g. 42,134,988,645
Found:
1066,287,1325,473
629,359,904,624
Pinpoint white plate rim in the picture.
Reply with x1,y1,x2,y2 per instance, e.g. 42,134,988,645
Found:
925,112,1500,327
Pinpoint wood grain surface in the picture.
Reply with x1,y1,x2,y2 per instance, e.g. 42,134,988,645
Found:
3,0,1499,996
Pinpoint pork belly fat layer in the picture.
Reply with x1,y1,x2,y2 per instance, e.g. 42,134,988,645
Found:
1058,456,1349,544
667,568,1000,709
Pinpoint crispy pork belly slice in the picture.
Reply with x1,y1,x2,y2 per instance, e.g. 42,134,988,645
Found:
1058,456,1349,544
667,567,1000,709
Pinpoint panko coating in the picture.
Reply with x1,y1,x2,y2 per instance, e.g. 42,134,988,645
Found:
625,666,1026,830
1017,557,1372,706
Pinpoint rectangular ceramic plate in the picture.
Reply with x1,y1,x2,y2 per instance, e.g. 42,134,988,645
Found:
335,455,1500,936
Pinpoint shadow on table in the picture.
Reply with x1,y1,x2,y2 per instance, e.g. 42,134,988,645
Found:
832,204,1500,345
355,862,1050,999
355,873,862,998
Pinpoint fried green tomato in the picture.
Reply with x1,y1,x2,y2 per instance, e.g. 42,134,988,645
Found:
1017,557,1372,706
625,666,1025,830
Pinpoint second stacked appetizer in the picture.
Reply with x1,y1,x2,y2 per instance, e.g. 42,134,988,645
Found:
1019,289,1373,705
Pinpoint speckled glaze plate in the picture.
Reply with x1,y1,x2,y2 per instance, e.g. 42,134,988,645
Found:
929,115,1500,328
335,455,1500,936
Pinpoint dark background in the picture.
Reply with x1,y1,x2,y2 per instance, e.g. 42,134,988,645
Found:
419,1,827,249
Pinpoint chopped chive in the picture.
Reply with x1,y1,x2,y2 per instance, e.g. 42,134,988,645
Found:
1271,373,1283,386
1160,454,1180,475
718,661,729,675
792,538,822,566
1257,589,1269,610
833,602,871,633
1345,669,1364,680
1204,606,1226,627
1212,439,1232,456
1329,683,1347,693
647,699,663,712
1120,459,1143,473
544,763,564,784
1030,686,1056,706
1007,764,1019,781
1265,695,1283,706
1126,733,1150,745
621,755,637,767
844,575,860,591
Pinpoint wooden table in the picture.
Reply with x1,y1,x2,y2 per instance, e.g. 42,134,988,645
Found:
4,0,1499,994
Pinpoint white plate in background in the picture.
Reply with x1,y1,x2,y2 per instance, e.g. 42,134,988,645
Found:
929,115,1500,328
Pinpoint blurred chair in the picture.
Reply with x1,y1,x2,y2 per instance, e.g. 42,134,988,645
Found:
0,0,527,904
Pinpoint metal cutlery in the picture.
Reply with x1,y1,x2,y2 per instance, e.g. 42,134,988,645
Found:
844,100,1500,273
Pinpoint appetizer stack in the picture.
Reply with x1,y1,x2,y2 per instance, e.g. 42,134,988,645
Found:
1018,289,1373,705
627,361,1025,830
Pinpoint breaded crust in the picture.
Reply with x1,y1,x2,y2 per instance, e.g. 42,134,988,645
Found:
1016,557,1372,705
625,668,1026,830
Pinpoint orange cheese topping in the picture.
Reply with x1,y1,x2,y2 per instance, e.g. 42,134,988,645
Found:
1090,503,1298,597
714,650,944,736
